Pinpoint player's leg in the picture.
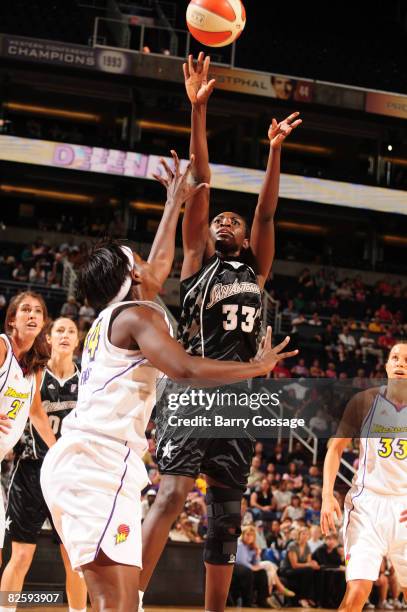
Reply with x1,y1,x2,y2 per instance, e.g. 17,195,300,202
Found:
60,544,88,612
82,549,139,612
139,474,195,591
338,579,374,611
203,438,253,612
0,541,36,592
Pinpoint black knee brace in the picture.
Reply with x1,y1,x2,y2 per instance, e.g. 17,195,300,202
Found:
204,486,243,565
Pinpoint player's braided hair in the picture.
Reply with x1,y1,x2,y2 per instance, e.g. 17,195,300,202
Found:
78,239,133,312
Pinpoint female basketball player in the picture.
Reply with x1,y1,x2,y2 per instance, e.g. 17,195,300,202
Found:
1,317,87,612
0,292,56,567
321,342,407,611
140,53,302,612
41,152,297,612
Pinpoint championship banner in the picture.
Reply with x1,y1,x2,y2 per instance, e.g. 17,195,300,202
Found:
1,135,406,216
0,34,133,75
365,91,407,120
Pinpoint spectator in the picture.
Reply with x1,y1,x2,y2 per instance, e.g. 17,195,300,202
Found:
141,489,157,521
270,442,288,467
305,498,322,525
325,362,337,378
307,525,324,554
308,312,322,326
375,304,393,322
247,456,265,489
338,325,356,351
272,359,291,378
250,478,276,521
309,408,330,437
312,533,342,567
78,300,95,325
280,526,320,608
281,495,305,522
368,317,383,333
28,261,46,284
61,295,79,320
291,358,309,377
12,262,28,282
273,480,293,514
378,329,396,351
360,330,383,363
310,359,325,377
235,526,273,609
282,462,303,491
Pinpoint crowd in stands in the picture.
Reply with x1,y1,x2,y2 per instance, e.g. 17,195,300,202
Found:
141,437,406,609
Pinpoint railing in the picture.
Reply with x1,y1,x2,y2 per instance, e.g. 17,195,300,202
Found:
92,17,237,66
337,456,356,488
288,420,319,465
262,289,281,336
0,279,67,302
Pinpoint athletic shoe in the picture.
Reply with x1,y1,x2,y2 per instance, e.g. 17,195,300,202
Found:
364,602,375,610
267,594,282,609
378,602,394,610
392,601,404,610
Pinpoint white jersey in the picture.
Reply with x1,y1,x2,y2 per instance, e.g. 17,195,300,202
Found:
0,334,36,461
62,300,172,456
352,388,407,496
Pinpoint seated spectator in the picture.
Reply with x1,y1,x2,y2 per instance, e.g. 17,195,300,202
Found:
287,441,308,468
310,359,325,377
78,300,95,325
360,330,383,363
247,456,265,489
314,323,338,350
61,295,79,320
265,462,280,483
309,408,330,437
270,442,289,467
312,533,342,567
235,526,274,608
141,489,157,521
308,312,322,326
291,358,309,377
282,462,303,491
250,478,276,521
368,317,384,333
241,497,254,526
29,261,46,284
307,525,324,554
305,465,322,488
273,480,293,515
325,362,337,378
12,262,28,282
375,303,393,322
305,498,322,525
280,526,320,608
282,299,298,323
169,513,200,542
299,482,313,510
281,495,305,522
378,329,396,351
272,358,291,378
338,325,356,351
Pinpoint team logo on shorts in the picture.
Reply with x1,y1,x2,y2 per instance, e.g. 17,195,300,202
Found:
345,553,351,566
114,524,130,545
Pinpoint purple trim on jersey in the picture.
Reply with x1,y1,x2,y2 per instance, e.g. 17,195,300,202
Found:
91,358,147,395
95,443,131,559
344,395,378,538
379,392,407,413
0,350,13,395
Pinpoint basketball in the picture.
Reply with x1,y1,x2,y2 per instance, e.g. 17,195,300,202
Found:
186,0,246,48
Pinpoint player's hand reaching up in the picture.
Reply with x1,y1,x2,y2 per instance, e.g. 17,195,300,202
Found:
254,326,298,374
183,52,216,106
321,495,343,535
153,150,209,207
268,112,302,150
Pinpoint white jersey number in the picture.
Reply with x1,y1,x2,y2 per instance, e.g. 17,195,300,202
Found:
222,305,258,333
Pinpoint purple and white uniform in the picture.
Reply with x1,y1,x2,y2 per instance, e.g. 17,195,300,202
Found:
41,301,171,570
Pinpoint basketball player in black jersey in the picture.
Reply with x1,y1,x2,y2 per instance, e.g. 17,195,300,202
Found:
1,318,87,612
140,53,302,611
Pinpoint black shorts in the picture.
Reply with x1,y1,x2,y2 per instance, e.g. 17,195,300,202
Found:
6,458,60,544
155,401,254,491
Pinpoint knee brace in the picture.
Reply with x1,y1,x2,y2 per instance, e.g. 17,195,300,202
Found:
204,486,243,565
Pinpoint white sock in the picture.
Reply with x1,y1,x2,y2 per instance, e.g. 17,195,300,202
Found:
0,607,17,612
138,590,144,612
69,608,87,612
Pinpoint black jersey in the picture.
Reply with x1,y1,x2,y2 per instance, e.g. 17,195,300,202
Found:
177,255,262,361
16,367,79,461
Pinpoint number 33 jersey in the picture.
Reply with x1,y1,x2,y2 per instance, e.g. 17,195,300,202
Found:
178,256,262,361
16,367,79,461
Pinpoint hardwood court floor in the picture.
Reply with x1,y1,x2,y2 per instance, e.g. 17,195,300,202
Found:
29,607,332,611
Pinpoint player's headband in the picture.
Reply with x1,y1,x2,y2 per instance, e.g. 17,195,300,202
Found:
107,245,134,306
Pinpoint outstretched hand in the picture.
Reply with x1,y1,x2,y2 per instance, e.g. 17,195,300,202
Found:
268,112,302,149
153,150,209,206
183,52,216,106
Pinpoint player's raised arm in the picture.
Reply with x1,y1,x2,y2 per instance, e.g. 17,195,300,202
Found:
147,150,208,289
250,112,302,288
181,52,216,281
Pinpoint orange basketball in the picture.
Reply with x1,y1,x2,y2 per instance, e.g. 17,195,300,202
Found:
186,0,246,48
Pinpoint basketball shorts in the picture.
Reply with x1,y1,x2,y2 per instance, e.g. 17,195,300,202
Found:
6,458,60,544
155,399,254,491
344,487,407,587
40,431,148,572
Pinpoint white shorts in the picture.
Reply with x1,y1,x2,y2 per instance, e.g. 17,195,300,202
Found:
344,487,407,587
40,432,148,571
